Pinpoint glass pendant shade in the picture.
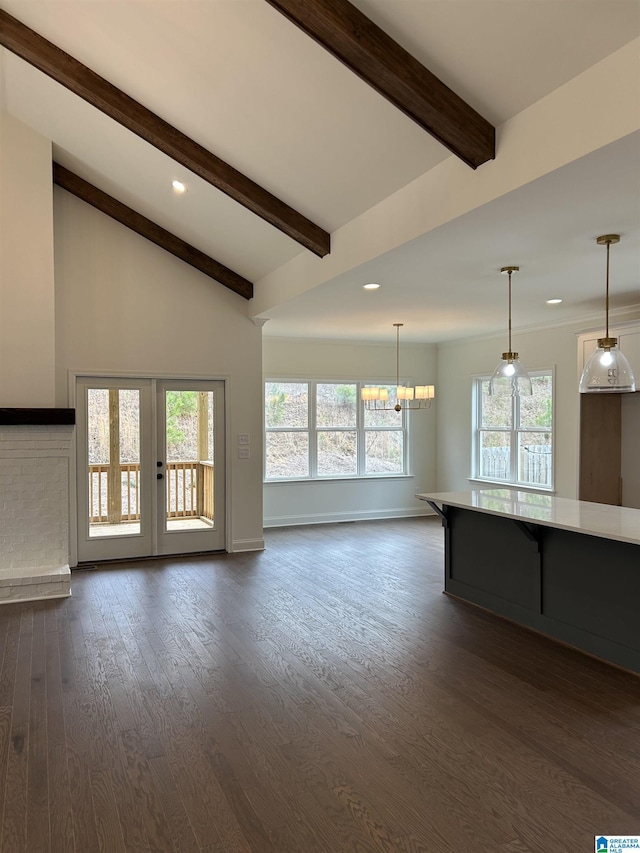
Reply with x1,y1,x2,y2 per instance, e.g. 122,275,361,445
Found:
489,352,533,396
579,235,637,394
579,339,636,393
489,266,532,396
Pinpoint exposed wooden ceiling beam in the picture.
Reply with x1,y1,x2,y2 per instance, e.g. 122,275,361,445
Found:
0,8,330,257
53,164,254,300
265,0,495,169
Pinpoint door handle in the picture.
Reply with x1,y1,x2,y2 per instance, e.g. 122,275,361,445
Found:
157,473,163,480
157,461,163,467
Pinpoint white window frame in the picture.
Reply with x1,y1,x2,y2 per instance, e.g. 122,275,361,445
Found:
471,368,555,492
264,378,409,481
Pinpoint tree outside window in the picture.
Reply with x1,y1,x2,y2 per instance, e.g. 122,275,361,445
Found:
474,372,553,488
264,380,407,480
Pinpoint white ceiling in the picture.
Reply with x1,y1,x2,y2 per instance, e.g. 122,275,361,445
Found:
1,0,639,342
264,131,640,342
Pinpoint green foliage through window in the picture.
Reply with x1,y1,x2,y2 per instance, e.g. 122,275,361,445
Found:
166,391,197,448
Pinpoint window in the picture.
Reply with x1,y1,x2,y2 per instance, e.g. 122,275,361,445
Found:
264,381,406,480
472,371,553,489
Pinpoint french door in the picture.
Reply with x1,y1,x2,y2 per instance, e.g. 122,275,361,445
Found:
76,377,225,563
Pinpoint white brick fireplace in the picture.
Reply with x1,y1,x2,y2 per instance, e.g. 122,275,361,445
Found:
0,424,73,603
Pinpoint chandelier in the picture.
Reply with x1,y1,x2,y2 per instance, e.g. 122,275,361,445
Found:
361,324,435,411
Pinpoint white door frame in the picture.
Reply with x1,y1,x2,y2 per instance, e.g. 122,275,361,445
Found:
156,378,225,556
75,376,154,562
68,370,232,565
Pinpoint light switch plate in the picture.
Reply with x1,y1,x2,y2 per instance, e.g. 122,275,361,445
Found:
238,446,250,459
238,433,250,445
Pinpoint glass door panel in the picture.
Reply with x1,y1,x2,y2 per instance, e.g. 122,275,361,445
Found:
77,378,153,562
164,389,214,532
87,388,141,537
77,377,225,562
157,380,225,555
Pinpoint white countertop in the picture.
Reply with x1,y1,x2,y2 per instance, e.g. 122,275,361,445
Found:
417,489,640,546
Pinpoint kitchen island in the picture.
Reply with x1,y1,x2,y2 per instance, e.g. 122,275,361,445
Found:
417,489,640,675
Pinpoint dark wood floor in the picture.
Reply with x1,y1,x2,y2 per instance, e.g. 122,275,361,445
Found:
1,517,639,852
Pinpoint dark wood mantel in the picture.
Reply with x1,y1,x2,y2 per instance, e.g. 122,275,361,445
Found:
0,408,75,425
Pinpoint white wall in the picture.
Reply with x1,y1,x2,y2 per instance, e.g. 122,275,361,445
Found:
0,112,56,405
436,313,640,499
263,336,437,525
54,189,265,552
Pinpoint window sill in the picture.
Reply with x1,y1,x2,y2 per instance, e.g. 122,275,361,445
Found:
265,474,413,485
467,478,556,496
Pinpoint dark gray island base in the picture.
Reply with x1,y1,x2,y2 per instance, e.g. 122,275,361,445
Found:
418,490,640,676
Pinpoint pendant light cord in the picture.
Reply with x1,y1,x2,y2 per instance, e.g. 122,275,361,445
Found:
605,240,610,339
507,269,512,353
396,323,400,386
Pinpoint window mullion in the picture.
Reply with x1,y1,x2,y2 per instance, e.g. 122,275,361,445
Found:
309,382,317,478
473,378,480,478
402,406,408,474
510,397,518,482
357,382,365,476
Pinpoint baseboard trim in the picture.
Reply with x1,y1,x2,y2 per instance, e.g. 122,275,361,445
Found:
263,507,434,528
231,538,266,552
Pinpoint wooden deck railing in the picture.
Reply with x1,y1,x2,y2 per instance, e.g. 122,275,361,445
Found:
88,461,214,524
89,463,141,522
169,461,214,520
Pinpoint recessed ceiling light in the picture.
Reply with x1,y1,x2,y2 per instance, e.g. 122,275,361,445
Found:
546,298,563,304
363,283,380,290
172,180,187,194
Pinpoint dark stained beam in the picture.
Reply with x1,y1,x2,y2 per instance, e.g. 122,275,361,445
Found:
53,164,254,300
0,408,75,426
0,8,330,257
265,0,495,169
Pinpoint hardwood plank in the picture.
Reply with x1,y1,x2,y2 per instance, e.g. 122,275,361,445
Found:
497,840,535,853
0,612,20,708
206,746,276,853
296,787,378,852
391,836,431,853
0,611,33,852
89,768,126,853
1,518,639,851
26,607,50,853
45,603,75,851
127,639,226,848
146,755,200,853
117,729,175,852
0,707,11,846
62,661,102,850
47,745,76,853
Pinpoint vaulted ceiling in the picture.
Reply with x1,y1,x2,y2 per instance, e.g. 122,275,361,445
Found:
1,0,638,341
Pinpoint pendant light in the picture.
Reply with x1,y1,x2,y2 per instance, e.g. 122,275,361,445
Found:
579,235,636,393
489,266,532,396
361,324,434,411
